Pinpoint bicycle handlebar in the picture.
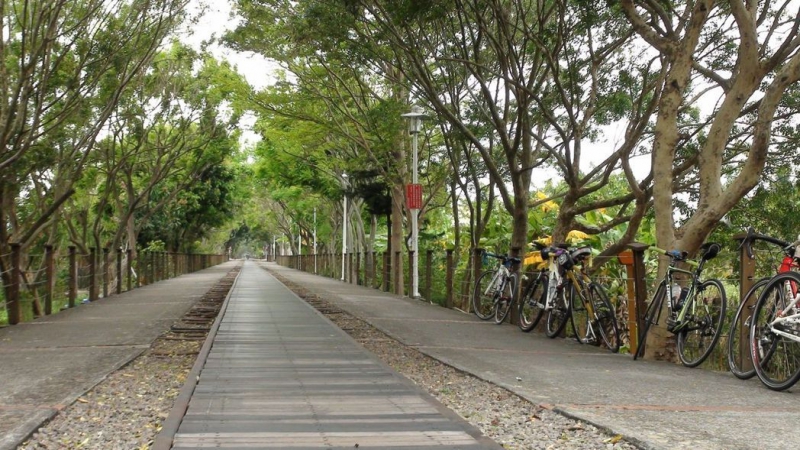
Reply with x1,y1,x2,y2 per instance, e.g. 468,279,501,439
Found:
483,251,521,265
648,246,699,267
739,226,794,259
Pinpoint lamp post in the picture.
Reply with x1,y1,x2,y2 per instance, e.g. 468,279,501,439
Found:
313,207,317,274
341,174,348,282
401,105,428,299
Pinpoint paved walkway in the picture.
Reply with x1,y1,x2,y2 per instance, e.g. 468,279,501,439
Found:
0,260,239,450
163,262,500,449
265,262,800,450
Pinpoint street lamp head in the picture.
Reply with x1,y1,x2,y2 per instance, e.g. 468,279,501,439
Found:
401,105,429,135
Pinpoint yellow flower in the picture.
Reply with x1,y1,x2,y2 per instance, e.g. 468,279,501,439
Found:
566,230,590,243
535,191,558,212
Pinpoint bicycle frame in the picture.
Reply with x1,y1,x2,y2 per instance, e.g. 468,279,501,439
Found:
542,248,594,317
565,269,596,318
667,265,700,326
482,264,511,297
765,277,800,343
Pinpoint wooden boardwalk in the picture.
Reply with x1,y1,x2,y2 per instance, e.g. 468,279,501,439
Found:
164,262,499,449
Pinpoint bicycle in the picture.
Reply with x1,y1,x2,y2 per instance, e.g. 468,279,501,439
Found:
517,250,549,332
749,238,800,391
539,243,620,352
633,243,727,367
472,251,520,323
727,228,797,380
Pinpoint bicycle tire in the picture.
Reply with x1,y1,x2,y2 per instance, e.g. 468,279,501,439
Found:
634,282,665,360
545,284,571,338
494,273,517,324
727,278,769,380
569,282,591,345
590,282,621,353
751,271,800,391
518,273,546,332
473,270,499,320
677,278,727,368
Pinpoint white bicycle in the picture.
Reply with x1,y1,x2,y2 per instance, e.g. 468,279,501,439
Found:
473,251,520,324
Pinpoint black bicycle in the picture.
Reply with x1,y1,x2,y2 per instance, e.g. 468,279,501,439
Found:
633,243,727,367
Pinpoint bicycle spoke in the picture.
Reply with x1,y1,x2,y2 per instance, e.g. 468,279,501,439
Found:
519,274,546,332
677,279,726,367
752,272,800,390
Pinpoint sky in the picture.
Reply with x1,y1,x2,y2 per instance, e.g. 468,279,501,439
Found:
183,1,277,90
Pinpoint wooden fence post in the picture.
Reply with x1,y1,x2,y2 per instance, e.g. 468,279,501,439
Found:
383,252,390,292
394,251,402,296
356,252,362,286
426,250,433,302
628,243,650,355
44,245,54,315
126,249,133,292
116,248,122,295
102,247,109,299
137,251,143,287
349,252,354,284
89,248,97,302
68,246,77,308
371,251,377,288
150,252,156,282
446,249,454,308
8,243,21,324
472,248,483,312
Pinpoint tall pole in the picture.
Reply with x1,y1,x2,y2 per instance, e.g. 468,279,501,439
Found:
411,128,420,298
314,207,318,274
402,105,427,299
341,191,347,281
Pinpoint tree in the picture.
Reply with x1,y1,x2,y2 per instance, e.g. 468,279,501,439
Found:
621,0,800,254
0,0,189,321
226,0,440,294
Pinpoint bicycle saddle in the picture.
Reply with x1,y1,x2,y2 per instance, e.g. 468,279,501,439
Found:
570,247,592,261
700,242,721,260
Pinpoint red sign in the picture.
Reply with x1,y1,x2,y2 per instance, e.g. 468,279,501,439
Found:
406,183,422,209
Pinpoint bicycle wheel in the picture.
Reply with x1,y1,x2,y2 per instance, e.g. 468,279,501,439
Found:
677,279,727,368
634,282,665,360
545,284,571,338
751,271,800,391
590,282,620,353
569,282,591,344
473,270,499,320
518,273,546,332
727,278,768,380
494,273,517,324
